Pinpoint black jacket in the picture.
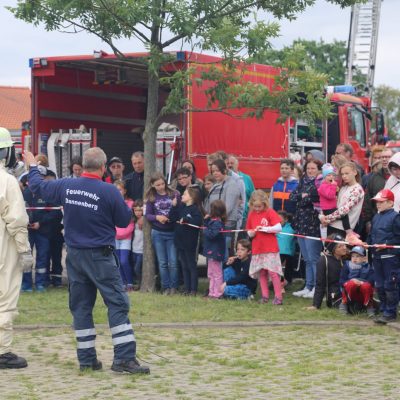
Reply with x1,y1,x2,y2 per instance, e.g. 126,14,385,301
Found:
124,171,144,201
313,253,343,309
225,257,257,294
289,176,320,237
363,168,387,223
170,203,203,251
23,187,63,238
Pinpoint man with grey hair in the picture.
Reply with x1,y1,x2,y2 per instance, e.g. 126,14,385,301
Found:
125,151,144,201
335,143,365,177
24,147,149,375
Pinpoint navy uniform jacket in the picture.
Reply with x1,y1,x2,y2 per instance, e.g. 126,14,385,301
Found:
369,208,400,258
27,167,131,248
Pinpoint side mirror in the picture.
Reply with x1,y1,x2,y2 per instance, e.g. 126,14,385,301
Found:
376,112,385,136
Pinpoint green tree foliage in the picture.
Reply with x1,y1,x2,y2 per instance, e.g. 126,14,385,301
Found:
8,0,363,290
251,38,348,85
374,85,400,139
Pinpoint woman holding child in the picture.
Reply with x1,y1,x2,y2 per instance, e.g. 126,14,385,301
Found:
320,162,364,238
290,160,322,299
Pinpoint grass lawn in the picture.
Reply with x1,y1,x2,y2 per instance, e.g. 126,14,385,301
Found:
16,279,370,326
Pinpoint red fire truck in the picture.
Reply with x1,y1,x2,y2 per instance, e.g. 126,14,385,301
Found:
27,51,383,188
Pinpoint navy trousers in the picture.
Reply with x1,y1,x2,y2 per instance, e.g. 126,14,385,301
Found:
66,246,136,366
373,256,400,318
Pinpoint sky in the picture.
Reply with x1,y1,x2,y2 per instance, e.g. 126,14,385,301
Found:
0,0,399,89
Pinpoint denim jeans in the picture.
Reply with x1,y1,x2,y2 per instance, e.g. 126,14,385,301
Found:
49,232,64,286
151,229,178,289
132,252,143,285
23,230,51,290
297,237,322,290
223,266,251,299
116,249,134,286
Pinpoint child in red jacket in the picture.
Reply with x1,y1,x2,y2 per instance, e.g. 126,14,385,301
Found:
246,190,283,305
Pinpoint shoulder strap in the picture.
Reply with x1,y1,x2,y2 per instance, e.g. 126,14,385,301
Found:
323,253,329,301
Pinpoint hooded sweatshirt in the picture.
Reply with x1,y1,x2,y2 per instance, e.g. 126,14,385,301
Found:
204,175,241,228
384,152,400,212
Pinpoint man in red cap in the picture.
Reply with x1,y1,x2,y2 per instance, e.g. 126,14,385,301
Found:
369,189,400,324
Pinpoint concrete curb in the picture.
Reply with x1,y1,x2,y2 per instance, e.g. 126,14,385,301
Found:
15,319,400,331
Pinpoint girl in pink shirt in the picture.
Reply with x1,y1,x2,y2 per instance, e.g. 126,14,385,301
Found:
318,164,338,213
114,180,135,291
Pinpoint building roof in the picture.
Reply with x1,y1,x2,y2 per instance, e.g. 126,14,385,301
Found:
0,86,31,130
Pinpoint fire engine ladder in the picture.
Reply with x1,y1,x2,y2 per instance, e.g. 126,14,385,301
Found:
345,0,382,94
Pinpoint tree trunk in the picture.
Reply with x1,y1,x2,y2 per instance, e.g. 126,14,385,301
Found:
140,62,160,292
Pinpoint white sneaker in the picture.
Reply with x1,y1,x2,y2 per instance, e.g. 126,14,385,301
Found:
303,288,315,298
293,287,310,297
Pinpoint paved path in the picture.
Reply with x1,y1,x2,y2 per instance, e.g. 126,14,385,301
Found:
2,322,400,399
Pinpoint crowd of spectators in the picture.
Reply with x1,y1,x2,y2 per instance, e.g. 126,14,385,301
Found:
16,143,400,324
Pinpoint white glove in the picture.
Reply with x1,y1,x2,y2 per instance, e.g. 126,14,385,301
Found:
19,251,34,273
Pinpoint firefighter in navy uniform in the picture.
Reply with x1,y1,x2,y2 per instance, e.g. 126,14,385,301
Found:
24,147,150,374
0,127,33,369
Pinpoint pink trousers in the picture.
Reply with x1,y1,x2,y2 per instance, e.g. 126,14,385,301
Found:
207,259,223,298
259,269,282,300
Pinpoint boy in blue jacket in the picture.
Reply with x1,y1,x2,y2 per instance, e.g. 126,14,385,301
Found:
339,246,375,316
369,189,400,324
221,239,257,300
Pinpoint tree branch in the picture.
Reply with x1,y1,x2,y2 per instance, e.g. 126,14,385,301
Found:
162,0,260,49
97,0,150,44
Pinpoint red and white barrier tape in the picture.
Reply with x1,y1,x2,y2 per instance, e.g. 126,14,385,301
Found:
26,206,63,210
177,222,400,250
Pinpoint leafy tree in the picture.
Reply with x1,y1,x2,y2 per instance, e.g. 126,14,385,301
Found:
251,38,348,85
8,0,363,291
374,85,400,139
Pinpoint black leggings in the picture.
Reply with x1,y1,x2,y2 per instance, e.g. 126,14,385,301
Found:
177,248,198,293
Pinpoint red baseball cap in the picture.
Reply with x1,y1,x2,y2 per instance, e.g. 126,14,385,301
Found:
372,189,395,202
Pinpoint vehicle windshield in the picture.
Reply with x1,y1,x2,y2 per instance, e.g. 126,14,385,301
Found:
348,107,366,147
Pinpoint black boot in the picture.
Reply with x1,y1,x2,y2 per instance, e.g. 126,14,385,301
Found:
111,358,150,374
0,352,28,369
79,359,103,371
374,315,396,325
